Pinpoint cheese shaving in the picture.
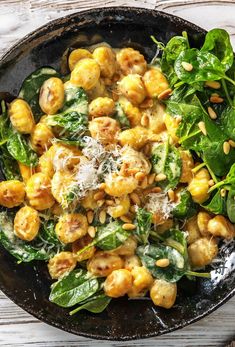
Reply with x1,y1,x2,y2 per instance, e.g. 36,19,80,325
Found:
145,192,176,219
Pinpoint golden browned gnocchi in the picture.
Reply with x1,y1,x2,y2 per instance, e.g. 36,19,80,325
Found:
0,180,25,208
89,97,115,118
14,206,40,241
30,123,54,155
87,251,124,277
48,251,77,279
104,173,138,197
118,97,142,126
118,126,149,150
68,48,92,71
120,146,151,176
26,172,55,210
70,58,100,90
9,99,35,134
188,168,210,204
39,77,65,115
119,74,146,105
150,279,177,309
104,269,133,298
128,266,153,298
55,213,88,244
188,237,218,268
93,46,116,79
143,68,169,97
116,48,147,75
89,116,120,145
72,234,96,262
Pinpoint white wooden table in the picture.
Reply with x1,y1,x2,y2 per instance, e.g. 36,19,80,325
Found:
0,1,235,346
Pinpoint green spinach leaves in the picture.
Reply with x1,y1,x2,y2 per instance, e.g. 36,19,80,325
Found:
18,67,59,121
151,141,182,190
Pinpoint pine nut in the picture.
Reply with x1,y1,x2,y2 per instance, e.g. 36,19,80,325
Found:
105,199,115,206
223,141,230,155
141,176,148,189
94,191,105,201
205,81,221,89
99,210,106,224
181,61,193,71
198,121,207,136
99,183,106,190
207,106,217,120
151,187,162,193
168,189,175,202
130,205,137,213
135,171,146,181
220,189,226,198
148,173,156,185
140,114,150,127
130,192,141,206
155,258,170,267
88,226,96,238
158,88,173,100
87,210,94,224
155,173,167,182
229,140,235,148
97,199,105,207
122,223,136,230
210,95,224,103
208,179,214,187
120,215,132,223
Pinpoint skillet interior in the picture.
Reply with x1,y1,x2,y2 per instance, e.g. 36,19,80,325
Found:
0,7,234,340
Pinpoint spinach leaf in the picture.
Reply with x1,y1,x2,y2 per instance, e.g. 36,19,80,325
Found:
226,189,235,223
151,141,182,190
7,132,38,167
18,67,59,121
168,99,203,150
163,229,188,259
114,102,130,129
202,189,226,215
134,208,152,244
76,221,129,256
38,219,64,248
209,163,235,192
201,137,235,177
221,107,235,141
46,86,88,141
173,189,197,219
0,146,21,180
49,269,101,308
69,294,111,315
137,243,186,282
201,29,234,71
160,35,188,86
95,221,129,250
0,212,60,262
174,49,225,84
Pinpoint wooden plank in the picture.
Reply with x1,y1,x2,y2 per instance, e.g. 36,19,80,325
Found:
0,1,235,346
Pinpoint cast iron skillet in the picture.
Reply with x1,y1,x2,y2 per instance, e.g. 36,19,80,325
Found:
0,7,234,341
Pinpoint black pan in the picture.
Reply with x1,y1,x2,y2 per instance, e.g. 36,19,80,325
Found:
0,7,234,341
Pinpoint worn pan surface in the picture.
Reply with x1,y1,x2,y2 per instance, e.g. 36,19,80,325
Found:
0,7,234,341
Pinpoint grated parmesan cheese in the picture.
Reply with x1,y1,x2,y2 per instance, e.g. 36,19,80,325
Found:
59,137,122,205
145,192,176,219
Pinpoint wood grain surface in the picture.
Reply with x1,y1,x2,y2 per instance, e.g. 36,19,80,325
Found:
0,1,235,346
